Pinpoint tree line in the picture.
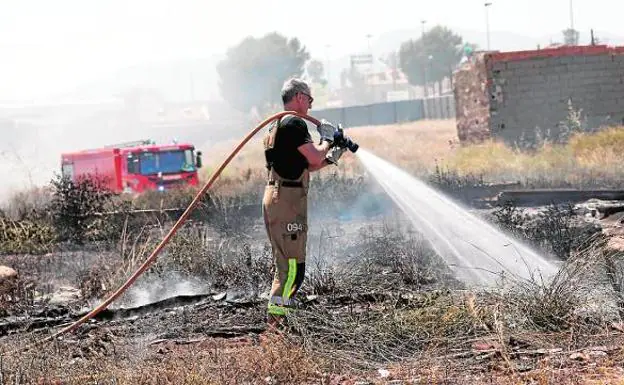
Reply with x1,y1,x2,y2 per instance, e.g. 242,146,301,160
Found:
217,26,476,114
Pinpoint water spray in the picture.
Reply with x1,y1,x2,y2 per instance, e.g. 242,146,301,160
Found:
355,148,559,286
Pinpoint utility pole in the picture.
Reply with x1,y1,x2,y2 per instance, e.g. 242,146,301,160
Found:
325,44,331,90
365,34,374,103
569,0,574,30
392,51,398,91
366,33,373,73
428,55,434,96
484,2,492,51
591,29,595,45
421,20,427,98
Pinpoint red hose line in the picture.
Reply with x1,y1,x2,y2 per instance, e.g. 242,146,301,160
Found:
4,111,321,356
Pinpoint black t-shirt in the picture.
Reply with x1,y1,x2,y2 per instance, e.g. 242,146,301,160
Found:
270,116,313,180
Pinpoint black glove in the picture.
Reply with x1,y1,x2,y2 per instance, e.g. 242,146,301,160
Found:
332,125,346,147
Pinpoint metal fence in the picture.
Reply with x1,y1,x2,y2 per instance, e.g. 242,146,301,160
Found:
312,95,456,128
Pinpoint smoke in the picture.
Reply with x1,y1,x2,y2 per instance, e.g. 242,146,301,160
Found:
0,93,249,204
120,272,210,309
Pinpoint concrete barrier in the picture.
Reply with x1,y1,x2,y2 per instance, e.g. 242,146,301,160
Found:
313,95,454,128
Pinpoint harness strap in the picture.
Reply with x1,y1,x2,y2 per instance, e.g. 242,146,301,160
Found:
268,180,303,188
264,117,281,172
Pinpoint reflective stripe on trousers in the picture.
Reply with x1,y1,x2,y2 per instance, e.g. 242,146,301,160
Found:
267,258,297,316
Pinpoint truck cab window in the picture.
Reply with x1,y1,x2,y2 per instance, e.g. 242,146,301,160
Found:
182,149,195,172
127,154,140,174
140,153,158,174
137,150,195,175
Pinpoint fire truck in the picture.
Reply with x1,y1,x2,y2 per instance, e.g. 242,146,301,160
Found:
60,140,203,194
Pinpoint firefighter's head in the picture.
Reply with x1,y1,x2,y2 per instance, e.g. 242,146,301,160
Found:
281,78,313,114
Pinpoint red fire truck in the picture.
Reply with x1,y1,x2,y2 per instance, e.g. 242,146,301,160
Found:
60,140,203,194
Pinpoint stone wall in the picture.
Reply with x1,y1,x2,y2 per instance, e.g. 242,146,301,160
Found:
453,53,491,143
453,45,624,147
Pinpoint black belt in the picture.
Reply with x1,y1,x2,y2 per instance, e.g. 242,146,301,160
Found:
268,180,303,187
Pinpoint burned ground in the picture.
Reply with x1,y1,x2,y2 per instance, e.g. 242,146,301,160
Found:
2,170,624,384
3,121,624,383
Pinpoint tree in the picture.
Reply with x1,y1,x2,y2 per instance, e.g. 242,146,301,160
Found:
379,52,401,89
306,60,325,84
399,26,469,89
340,66,373,105
216,32,310,114
562,28,580,45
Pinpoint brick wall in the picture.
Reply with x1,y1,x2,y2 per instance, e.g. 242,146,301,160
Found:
453,45,624,147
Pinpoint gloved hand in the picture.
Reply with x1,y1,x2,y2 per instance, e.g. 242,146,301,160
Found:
317,119,337,145
326,146,347,165
333,124,346,147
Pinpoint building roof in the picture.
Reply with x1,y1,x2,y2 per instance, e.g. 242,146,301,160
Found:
487,44,624,63
364,69,411,86
143,100,247,128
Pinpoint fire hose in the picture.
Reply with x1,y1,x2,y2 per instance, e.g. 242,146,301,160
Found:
3,111,332,357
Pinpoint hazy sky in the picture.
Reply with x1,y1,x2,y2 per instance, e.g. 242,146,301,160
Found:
0,0,621,101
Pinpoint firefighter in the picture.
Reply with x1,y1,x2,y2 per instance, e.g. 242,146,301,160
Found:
262,78,346,327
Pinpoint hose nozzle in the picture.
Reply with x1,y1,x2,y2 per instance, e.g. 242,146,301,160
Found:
336,125,359,153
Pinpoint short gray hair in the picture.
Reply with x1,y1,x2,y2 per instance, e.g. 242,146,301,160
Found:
281,77,310,104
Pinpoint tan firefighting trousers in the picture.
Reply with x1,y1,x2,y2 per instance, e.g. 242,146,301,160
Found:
262,168,309,317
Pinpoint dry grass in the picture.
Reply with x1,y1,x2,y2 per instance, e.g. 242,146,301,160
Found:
198,136,267,198
7,330,624,384
345,119,460,174
198,120,624,192
198,119,459,197
0,333,327,385
444,126,624,186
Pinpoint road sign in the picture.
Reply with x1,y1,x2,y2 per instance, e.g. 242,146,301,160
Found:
350,54,373,66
